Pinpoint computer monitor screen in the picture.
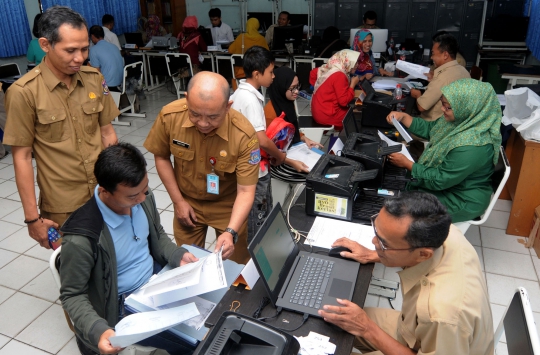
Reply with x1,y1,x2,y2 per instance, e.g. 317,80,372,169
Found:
272,24,304,51
124,32,144,47
349,29,388,53
198,27,213,46
342,108,358,138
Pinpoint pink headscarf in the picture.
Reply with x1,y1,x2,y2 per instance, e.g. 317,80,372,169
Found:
177,16,200,48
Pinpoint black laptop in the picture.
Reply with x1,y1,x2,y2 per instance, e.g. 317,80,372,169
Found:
248,203,360,317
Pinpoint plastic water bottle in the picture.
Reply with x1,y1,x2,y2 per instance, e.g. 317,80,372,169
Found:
394,84,403,100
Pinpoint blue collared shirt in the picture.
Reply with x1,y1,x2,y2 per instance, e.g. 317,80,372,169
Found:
89,39,124,87
94,185,153,294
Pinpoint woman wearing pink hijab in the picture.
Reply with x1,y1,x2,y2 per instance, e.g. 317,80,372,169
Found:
177,16,207,73
145,14,166,42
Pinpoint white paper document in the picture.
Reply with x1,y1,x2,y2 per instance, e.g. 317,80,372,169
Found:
391,117,413,143
329,138,344,155
286,143,324,171
378,131,415,163
305,216,375,250
396,60,431,80
372,79,401,90
141,249,227,307
109,303,199,348
295,331,337,355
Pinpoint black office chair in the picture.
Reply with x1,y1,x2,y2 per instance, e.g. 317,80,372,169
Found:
0,63,21,78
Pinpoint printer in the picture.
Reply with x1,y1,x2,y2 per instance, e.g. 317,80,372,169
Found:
305,154,378,221
342,132,401,188
195,312,300,355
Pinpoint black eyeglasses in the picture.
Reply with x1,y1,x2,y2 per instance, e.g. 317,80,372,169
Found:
288,84,301,93
371,213,415,252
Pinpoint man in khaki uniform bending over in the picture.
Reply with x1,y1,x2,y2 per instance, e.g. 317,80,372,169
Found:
320,191,494,355
144,72,259,264
4,6,119,249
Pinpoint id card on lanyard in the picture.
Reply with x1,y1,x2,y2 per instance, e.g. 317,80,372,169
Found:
207,157,219,194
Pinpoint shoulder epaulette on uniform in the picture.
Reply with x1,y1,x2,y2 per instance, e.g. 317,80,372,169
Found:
14,69,41,87
230,109,256,137
160,98,189,115
79,66,100,74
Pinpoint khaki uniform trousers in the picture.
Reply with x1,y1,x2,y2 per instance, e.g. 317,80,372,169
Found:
353,307,401,355
172,195,250,264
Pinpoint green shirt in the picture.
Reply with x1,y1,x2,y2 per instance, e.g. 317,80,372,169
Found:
407,118,494,222
27,39,45,65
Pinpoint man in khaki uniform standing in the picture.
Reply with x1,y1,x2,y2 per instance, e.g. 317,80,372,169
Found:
319,192,494,355
4,6,119,249
144,72,259,264
410,33,470,121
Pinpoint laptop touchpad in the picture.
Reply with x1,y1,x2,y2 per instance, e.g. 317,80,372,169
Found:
328,279,352,299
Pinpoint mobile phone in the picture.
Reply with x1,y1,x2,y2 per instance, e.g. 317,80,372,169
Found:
48,227,60,250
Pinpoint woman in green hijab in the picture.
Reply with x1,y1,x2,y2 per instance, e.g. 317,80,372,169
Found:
386,78,502,222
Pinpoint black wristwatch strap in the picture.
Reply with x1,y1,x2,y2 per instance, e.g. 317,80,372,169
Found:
225,227,238,244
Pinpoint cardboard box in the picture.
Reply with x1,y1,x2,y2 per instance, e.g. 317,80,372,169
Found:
530,205,540,258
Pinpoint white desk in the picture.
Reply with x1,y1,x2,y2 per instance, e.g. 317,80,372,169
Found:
501,73,540,89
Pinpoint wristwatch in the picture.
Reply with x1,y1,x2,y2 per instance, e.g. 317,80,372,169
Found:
225,227,238,244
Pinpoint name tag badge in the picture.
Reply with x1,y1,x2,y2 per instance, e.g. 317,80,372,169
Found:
173,139,190,149
207,173,219,194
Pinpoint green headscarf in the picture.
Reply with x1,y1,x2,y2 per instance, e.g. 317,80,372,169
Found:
419,78,502,168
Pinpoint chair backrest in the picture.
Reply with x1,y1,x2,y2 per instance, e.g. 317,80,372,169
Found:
0,63,21,78
470,65,483,81
49,246,62,290
165,53,192,77
230,54,244,81
470,145,511,226
311,58,329,70
495,287,540,354
121,61,144,95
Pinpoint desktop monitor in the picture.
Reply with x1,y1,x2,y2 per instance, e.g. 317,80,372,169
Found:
124,32,145,47
272,24,304,51
349,29,388,53
199,27,213,46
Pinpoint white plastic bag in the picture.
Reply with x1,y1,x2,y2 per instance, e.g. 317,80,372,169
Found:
502,87,540,141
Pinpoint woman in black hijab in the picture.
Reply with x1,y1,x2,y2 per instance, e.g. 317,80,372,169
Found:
268,66,323,149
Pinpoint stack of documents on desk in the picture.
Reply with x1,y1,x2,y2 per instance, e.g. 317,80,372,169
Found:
396,60,430,80
372,79,401,90
295,331,337,355
305,216,375,250
286,143,325,171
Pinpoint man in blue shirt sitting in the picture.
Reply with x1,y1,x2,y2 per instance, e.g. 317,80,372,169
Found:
60,142,199,355
89,25,124,91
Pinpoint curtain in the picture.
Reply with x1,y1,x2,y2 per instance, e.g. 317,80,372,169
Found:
42,0,140,35
0,0,32,57
526,0,540,59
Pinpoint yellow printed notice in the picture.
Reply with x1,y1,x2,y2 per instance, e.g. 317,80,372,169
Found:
314,193,348,218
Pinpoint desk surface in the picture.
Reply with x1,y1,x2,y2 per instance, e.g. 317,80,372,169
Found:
198,202,374,355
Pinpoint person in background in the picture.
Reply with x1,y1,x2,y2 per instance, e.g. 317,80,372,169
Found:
426,30,466,81
265,11,291,48
386,79,502,222
357,10,379,29
309,49,360,131
144,14,167,43
315,26,348,58
352,29,392,80
101,14,121,50
89,25,124,91
322,191,494,355
4,6,119,249
228,18,268,89
27,14,46,65
177,16,207,75
266,66,323,150
411,33,470,121
206,8,234,46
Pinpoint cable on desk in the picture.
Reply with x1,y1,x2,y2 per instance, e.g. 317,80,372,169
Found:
277,313,309,332
387,297,395,310
286,184,309,245
252,297,271,319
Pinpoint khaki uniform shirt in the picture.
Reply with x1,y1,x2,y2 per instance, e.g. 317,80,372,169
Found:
417,60,470,121
3,62,119,213
144,99,259,202
396,224,494,355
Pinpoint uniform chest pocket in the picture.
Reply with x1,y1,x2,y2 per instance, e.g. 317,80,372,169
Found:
82,101,104,134
170,145,195,177
214,159,236,180
36,109,70,143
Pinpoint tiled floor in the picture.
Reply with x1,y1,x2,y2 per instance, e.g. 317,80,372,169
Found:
0,85,536,354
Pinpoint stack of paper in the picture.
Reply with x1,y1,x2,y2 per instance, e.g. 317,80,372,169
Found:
305,216,375,250
395,60,431,80
286,143,324,171
295,331,337,355
378,131,415,162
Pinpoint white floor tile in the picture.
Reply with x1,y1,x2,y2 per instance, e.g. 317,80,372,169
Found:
56,336,78,355
531,257,540,286
483,248,537,281
0,286,16,305
465,225,481,246
1,206,26,226
0,165,15,180
486,273,540,312
482,210,511,230
0,221,23,242
152,189,173,210
0,340,51,355
20,269,60,303
372,262,386,279
0,154,13,164
491,302,507,342
15,304,73,353
382,266,402,283
495,341,509,355
481,226,529,255
0,180,18,198
136,145,149,155
0,199,22,219
0,255,49,290
146,159,156,170
0,292,51,337
144,151,155,160
23,244,53,262
474,246,484,271
119,135,146,145
132,127,152,137
0,249,19,269
159,210,175,236
148,173,163,190
493,199,513,212
0,334,9,349
364,294,381,308
0,228,38,254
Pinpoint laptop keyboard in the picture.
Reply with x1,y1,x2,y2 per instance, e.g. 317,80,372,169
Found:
289,256,334,309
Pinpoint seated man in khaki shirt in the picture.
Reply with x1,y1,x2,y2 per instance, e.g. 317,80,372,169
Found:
319,191,494,355
410,33,470,121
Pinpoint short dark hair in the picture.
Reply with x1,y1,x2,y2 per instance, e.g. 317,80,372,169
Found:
94,142,147,193
432,30,448,41
32,14,42,38
89,25,104,39
279,11,290,20
432,33,458,59
363,11,377,22
243,46,274,78
209,8,221,18
102,14,114,26
39,6,87,47
383,191,452,249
